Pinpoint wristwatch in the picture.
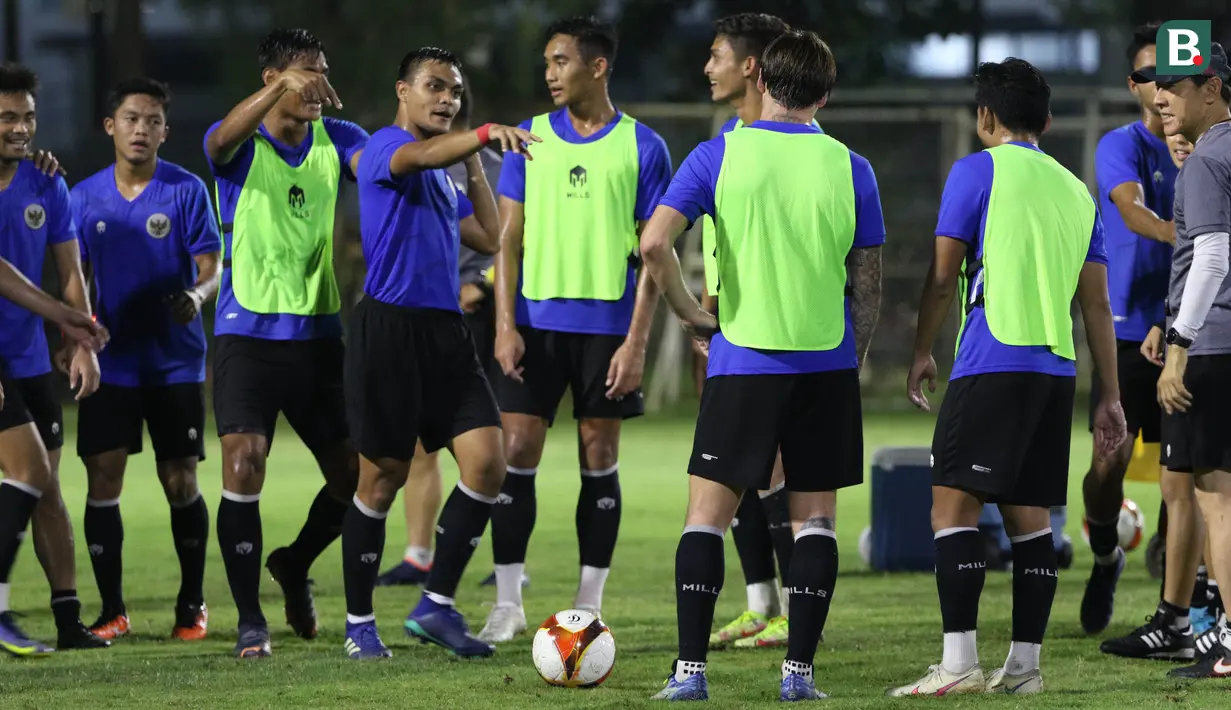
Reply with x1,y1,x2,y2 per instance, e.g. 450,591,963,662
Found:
1165,327,1193,349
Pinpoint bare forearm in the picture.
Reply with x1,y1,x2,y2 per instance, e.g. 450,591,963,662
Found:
626,267,660,347
52,242,90,315
391,130,484,176
467,161,500,248
913,264,956,356
0,258,69,322
1118,203,1174,245
206,80,288,165
642,244,697,319
191,252,222,302
1078,264,1121,399
495,201,523,333
847,247,882,366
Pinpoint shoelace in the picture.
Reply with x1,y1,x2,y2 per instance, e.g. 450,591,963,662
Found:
358,624,382,649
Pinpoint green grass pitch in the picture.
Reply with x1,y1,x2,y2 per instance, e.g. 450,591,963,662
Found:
2,409,1224,708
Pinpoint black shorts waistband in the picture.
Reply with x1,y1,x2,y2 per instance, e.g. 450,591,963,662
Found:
358,296,465,322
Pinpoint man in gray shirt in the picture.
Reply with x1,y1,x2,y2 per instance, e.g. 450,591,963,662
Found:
1142,41,1231,680
375,83,512,588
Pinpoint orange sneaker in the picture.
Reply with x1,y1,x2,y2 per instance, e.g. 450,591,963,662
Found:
172,603,208,641
89,612,131,641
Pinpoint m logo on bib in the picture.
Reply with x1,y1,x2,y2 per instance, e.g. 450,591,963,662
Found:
24,204,45,229
146,213,171,239
288,184,308,218
569,165,587,188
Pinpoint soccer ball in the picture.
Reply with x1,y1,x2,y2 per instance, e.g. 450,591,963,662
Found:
858,526,873,565
1081,498,1145,552
531,610,616,688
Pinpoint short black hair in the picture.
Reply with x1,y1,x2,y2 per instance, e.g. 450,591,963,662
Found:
545,16,618,72
258,28,325,71
759,30,836,111
1192,75,1231,104
107,77,171,118
1127,21,1162,67
397,47,463,82
714,13,790,62
0,62,39,97
974,58,1051,136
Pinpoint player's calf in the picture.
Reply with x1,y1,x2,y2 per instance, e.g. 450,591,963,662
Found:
83,452,128,637
158,459,210,639
217,434,269,643
780,494,838,695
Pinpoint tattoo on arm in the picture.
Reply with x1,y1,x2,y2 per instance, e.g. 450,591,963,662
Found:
847,246,882,367
801,516,836,531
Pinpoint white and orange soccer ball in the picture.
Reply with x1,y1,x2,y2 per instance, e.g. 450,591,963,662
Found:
531,609,616,688
1081,498,1145,552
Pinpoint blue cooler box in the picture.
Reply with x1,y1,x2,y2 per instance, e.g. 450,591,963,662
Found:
867,447,1074,571
868,447,935,571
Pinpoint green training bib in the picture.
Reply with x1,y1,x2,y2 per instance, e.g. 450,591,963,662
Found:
713,128,855,350
702,117,822,296
522,113,640,302
225,119,341,316
963,144,1095,360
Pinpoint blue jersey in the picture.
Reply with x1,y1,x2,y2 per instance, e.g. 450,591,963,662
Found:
1095,122,1176,341
657,121,886,376
73,160,222,386
498,108,673,335
0,162,79,378
938,143,1108,380
357,126,476,312
204,117,369,340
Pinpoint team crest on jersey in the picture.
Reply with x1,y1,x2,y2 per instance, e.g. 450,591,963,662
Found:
146,213,171,239
24,203,46,229
1154,170,1164,183
96,221,106,233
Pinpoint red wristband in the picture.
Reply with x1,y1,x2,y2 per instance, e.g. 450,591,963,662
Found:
475,123,493,145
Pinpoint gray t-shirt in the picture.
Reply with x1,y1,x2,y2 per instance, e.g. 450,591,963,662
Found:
446,146,503,286
1168,120,1231,354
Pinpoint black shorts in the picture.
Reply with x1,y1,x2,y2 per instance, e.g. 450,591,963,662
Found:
494,326,644,426
465,285,496,377
345,297,501,462
212,334,349,455
0,371,63,451
77,382,206,462
687,370,863,493
1089,339,1162,443
1161,354,1231,473
932,372,1075,508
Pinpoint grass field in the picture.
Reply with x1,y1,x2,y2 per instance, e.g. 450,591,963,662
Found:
2,408,1226,709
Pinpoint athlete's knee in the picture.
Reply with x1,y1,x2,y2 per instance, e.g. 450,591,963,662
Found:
578,419,620,471
502,415,546,469
222,434,267,493
359,458,411,511
85,454,127,501
1162,469,1198,505
157,460,200,506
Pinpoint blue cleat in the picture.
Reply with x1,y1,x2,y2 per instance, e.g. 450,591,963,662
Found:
479,569,530,587
344,621,392,660
780,673,828,701
376,560,430,587
0,612,54,657
652,673,709,701
404,596,494,658
1191,606,1216,635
